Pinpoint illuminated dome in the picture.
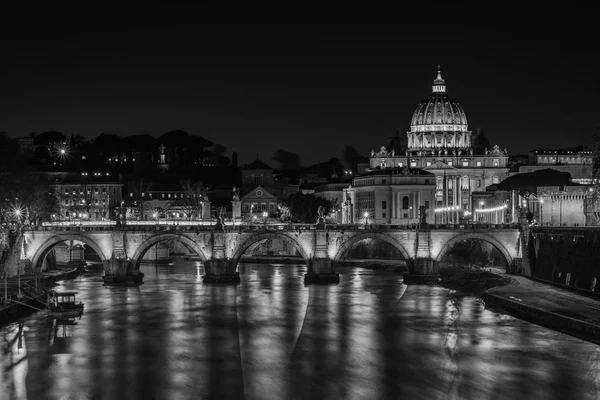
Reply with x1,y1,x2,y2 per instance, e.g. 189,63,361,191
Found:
410,67,468,133
406,67,472,150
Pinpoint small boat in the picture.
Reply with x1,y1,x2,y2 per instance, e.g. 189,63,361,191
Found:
48,291,84,318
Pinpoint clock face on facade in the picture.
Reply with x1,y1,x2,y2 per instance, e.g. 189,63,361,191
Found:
256,189,263,197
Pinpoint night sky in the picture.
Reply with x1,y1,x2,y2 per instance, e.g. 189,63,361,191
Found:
1,21,597,166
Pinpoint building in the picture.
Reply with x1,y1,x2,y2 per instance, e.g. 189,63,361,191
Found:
50,172,123,221
366,67,510,219
518,148,594,184
241,185,278,221
344,167,436,225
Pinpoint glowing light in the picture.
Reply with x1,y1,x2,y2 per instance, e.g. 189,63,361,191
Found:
474,204,508,213
540,199,544,204
363,212,369,218
262,211,268,217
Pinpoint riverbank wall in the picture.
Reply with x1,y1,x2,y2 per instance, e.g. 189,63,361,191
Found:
483,289,600,345
530,227,600,294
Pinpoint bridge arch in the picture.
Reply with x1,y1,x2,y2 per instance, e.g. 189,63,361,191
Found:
130,233,209,269
230,232,310,271
435,232,514,268
31,233,108,270
332,232,411,262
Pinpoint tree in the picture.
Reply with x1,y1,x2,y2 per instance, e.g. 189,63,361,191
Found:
33,131,67,147
273,149,301,171
126,179,153,220
284,193,333,223
0,173,58,225
180,179,205,220
342,145,363,171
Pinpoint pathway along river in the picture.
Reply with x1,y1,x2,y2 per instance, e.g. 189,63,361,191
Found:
1,260,600,400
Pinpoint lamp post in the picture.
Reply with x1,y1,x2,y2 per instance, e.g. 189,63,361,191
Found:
14,208,22,299
363,211,369,225
539,198,544,226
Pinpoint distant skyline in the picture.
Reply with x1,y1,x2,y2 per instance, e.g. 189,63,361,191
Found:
1,21,597,166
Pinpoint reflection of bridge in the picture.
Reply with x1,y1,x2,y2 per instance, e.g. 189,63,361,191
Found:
18,223,526,283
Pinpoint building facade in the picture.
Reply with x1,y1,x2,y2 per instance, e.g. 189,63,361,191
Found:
344,167,436,225
51,172,123,221
519,148,594,184
366,67,510,220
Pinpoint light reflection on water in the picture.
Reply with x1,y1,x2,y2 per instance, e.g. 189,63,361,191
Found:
1,259,599,400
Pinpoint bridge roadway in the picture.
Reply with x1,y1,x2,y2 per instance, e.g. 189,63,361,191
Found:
17,221,525,284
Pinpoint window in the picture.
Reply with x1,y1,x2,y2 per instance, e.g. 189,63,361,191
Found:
269,203,275,211
462,161,469,167
477,179,481,188
493,158,499,166
492,176,500,184
425,200,430,209
398,162,403,167
410,161,417,167
448,161,453,166
426,161,432,167
64,188,68,194
382,200,387,210
64,199,69,206
382,179,386,184
402,196,409,209
261,202,266,211
244,203,249,212
476,161,482,167
403,213,409,218
382,212,386,218
425,179,430,184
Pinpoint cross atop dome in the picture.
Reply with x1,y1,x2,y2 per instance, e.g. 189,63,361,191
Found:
432,65,446,93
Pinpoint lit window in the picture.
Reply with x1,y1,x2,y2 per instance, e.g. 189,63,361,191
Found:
493,159,499,166
476,161,482,167
410,161,417,167
448,161,453,166
426,162,432,167
462,161,469,167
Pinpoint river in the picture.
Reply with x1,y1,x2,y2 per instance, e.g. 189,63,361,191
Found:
1,260,599,400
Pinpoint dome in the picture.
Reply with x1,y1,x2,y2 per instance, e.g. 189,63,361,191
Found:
409,67,468,133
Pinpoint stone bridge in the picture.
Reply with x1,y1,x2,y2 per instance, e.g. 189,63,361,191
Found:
18,222,526,284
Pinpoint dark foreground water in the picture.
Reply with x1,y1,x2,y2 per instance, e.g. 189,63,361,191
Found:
1,261,600,400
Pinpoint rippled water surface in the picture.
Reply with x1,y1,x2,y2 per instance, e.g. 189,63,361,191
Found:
1,260,600,400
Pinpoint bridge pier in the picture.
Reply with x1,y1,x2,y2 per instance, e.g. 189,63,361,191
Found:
202,259,240,284
102,258,144,285
412,258,438,275
304,258,340,284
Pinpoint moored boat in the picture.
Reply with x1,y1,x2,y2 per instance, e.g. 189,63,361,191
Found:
48,291,84,318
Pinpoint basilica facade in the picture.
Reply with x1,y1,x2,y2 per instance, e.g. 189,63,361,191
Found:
345,67,510,224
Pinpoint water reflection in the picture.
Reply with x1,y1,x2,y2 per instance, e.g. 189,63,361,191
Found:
0,261,599,400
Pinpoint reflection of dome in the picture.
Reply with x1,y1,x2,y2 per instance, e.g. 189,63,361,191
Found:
410,67,468,133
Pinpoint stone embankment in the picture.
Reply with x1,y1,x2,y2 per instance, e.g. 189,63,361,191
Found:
483,275,600,345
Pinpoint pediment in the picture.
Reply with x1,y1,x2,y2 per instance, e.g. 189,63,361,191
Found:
241,185,277,201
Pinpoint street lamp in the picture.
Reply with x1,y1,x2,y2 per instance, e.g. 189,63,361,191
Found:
363,211,369,225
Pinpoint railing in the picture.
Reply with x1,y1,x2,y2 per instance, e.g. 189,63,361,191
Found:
28,221,521,232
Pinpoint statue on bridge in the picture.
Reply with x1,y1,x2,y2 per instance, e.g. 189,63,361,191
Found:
316,205,326,227
417,205,429,230
232,186,240,201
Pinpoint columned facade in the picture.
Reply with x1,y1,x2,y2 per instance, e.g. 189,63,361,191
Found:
365,67,509,223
